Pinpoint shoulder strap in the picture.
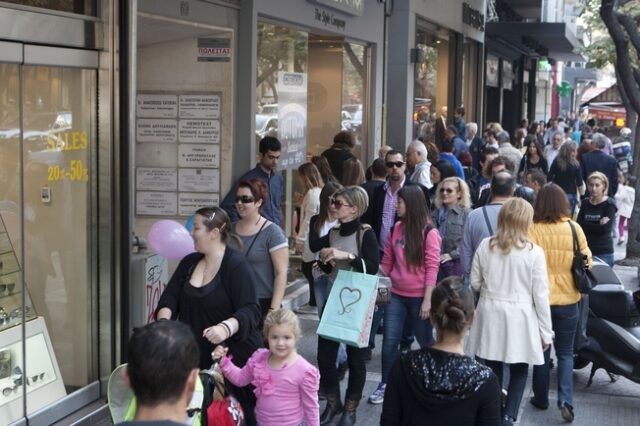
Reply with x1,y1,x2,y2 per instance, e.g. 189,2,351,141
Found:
482,206,494,235
356,223,372,257
245,219,268,257
568,220,579,253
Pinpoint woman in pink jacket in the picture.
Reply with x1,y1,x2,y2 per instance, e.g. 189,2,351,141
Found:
368,185,442,405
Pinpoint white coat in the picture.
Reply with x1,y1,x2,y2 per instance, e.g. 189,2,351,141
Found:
615,184,635,219
468,237,553,365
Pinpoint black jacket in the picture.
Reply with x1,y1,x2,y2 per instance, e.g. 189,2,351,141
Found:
321,143,355,183
580,150,619,197
362,177,430,248
380,348,501,426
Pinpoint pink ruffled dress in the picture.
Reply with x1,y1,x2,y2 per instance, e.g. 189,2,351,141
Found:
220,348,320,426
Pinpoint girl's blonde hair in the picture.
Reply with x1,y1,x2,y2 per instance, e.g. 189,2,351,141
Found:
489,198,533,254
434,177,472,209
263,308,302,340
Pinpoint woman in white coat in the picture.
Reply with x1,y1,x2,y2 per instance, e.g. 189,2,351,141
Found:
468,197,553,426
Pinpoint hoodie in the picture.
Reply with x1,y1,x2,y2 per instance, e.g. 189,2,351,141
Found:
380,348,501,426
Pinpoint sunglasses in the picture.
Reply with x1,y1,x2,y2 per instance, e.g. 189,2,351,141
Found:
235,195,255,204
385,161,405,169
439,187,456,194
329,197,352,209
2,378,21,397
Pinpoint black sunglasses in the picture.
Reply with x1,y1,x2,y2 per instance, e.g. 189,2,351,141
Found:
235,195,255,204
385,161,405,169
440,187,456,194
0,283,15,295
329,197,352,209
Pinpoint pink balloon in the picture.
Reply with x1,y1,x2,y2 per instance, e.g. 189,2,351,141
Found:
148,220,195,260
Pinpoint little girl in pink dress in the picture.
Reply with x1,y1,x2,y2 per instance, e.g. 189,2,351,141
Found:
213,309,320,426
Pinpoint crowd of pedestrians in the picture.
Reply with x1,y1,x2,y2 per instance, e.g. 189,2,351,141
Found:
119,115,634,426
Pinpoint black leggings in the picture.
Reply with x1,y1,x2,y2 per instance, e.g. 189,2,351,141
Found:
317,336,368,401
301,260,317,306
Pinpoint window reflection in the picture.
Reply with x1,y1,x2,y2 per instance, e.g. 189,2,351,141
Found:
2,0,95,15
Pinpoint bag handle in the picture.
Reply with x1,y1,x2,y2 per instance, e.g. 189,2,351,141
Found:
568,220,579,254
482,206,494,235
245,219,268,257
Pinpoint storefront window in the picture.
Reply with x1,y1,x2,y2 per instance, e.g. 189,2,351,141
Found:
0,62,97,422
414,26,450,146
2,0,96,15
341,42,369,161
462,39,480,124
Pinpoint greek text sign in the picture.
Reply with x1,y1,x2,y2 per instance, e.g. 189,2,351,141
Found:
136,119,178,143
179,192,220,216
197,38,231,62
178,144,220,168
137,94,178,118
179,94,221,119
178,168,219,192
136,167,178,191
136,191,178,216
179,119,220,143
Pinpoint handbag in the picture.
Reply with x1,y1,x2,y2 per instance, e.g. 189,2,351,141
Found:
568,221,595,294
317,259,378,348
200,362,245,426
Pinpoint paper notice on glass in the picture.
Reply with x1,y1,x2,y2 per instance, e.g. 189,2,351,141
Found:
137,94,178,118
136,191,178,216
136,167,178,191
179,94,221,119
179,119,220,143
178,193,220,216
178,168,219,192
136,119,178,143
178,144,220,168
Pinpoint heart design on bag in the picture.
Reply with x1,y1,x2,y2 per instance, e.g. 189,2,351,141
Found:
338,287,362,315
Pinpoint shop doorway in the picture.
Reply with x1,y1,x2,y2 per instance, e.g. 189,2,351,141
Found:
0,43,98,422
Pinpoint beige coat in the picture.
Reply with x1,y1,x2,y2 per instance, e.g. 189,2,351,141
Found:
468,238,553,365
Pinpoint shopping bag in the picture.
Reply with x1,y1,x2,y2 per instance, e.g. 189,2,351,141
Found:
317,260,378,348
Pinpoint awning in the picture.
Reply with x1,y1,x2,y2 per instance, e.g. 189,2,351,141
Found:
486,22,584,62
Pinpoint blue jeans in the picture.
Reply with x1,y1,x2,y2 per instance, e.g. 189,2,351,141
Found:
381,293,434,382
484,360,528,421
566,193,578,218
532,303,579,407
596,253,614,268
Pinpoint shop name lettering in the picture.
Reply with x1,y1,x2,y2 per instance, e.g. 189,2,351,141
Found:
462,3,485,31
314,8,346,31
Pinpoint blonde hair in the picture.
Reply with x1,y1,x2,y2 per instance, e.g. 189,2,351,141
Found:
489,198,533,254
434,177,472,209
587,171,609,194
334,185,369,217
263,308,302,340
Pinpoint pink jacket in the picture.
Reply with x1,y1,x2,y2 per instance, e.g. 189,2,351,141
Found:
381,221,441,297
220,348,320,426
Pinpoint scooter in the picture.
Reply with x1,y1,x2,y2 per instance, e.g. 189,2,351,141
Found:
573,258,640,386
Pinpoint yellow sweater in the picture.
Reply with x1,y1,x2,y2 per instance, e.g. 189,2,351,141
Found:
529,219,592,306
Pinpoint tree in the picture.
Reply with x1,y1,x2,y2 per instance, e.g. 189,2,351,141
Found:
582,0,640,262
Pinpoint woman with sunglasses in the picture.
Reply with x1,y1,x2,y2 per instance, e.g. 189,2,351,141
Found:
468,198,553,426
381,277,501,426
230,179,289,327
312,186,379,426
432,177,472,278
368,185,441,406
428,160,457,207
156,206,263,425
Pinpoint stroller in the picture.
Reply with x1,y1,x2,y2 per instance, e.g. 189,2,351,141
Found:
107,361,244,426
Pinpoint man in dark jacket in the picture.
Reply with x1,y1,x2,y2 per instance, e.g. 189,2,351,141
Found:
321,131,356,184
581,133,619,197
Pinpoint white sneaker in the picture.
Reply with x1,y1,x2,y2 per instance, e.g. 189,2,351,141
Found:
368,383,386,404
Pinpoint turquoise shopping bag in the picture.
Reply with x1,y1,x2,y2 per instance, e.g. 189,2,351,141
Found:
317,261,378,348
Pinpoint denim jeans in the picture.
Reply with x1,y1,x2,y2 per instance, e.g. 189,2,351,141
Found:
484,360,528,421
566,193,578,218
532,303,579,407
381,293,434,382
596,253,614,268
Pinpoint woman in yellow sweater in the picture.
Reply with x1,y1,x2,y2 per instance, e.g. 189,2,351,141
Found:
529,183,592,423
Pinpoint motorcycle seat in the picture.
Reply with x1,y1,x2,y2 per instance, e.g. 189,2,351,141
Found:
590,285,640,328
589,318,640,361
590,261,623,286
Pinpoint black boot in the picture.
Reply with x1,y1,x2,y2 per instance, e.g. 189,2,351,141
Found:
320,387,343,425
337,398,359,426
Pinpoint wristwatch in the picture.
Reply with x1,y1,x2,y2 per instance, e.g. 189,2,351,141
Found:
348,253,356,261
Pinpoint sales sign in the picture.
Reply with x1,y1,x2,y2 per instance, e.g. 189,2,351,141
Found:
178,144,220,168
179,94,221,119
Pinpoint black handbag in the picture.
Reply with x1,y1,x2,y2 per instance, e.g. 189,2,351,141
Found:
568,221,595,294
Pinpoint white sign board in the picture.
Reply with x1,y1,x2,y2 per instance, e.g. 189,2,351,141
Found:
136,167,178,191
136,119,178,143
178,144,220,168
178,168,219,192
136,191,178,215
136,94,178,118
178,192,220,216
179,119,220,143
179,94,221,119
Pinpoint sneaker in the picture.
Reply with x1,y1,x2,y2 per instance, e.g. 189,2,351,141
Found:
295,304,317,315
618,236,626,245
368,383,386,404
